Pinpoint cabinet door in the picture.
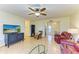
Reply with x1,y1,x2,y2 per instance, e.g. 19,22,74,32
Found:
17,33,24,41
8,33,17,44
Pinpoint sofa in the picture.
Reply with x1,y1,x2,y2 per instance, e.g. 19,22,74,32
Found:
54,31,72,44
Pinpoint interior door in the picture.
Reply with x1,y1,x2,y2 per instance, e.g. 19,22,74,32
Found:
31,25,35,37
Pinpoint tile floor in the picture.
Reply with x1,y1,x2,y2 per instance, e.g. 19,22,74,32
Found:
0,36,61,54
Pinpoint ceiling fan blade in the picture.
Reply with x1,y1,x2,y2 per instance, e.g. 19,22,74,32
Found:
40,8,46,12
41,13,47,16
28,13,34,15
28,7,35,12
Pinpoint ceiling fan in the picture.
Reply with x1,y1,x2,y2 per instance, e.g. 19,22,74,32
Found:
28,7,47,17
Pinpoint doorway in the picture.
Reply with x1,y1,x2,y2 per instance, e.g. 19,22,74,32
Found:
31,25,35,37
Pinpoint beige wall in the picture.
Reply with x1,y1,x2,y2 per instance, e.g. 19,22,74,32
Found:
30,16,70,36
52,21,60,33
26,13,79,37
1,10,79,44
0,11,25,44
70,13,79,29
25,20,30,37
30,20,47,37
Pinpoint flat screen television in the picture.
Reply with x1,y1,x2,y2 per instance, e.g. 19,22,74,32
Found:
3,24,21,33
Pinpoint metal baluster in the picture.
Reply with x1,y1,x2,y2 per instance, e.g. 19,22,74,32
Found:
38,45,40,53
43,45,45,54
29,44,46,54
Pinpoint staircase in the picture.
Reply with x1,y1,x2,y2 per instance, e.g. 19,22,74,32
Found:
29,44,47,54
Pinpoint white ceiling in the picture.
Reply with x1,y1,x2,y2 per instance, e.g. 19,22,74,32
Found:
0,4,79,20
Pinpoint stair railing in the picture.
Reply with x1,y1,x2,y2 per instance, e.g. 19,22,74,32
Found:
29,44,46,54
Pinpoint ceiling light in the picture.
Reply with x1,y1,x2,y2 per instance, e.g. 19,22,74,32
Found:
35,12,40,16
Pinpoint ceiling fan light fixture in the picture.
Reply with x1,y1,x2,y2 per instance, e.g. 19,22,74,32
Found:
35,12,40,16
28,7,47,17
